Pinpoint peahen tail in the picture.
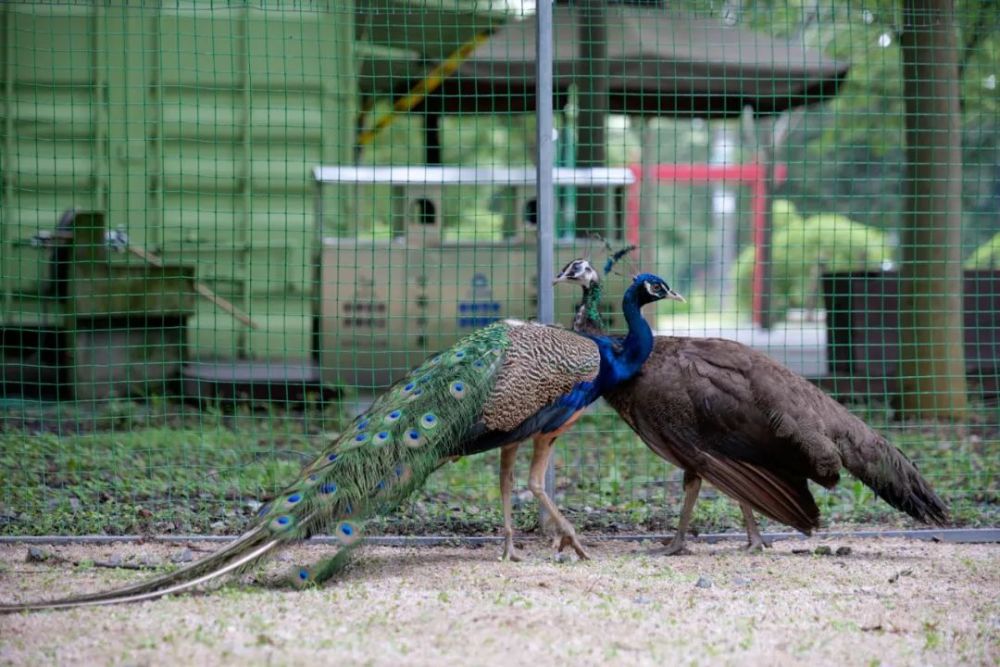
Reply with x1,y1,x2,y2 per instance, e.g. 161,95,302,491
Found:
1,326,509,612
837,425,949,526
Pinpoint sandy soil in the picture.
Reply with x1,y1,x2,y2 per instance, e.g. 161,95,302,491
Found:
0,536,997,666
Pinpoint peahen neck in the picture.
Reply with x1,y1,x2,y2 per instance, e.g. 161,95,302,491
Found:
574,282,607,336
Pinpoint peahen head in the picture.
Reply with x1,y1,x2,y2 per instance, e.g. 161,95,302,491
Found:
629,272,685,307
553,258,600,289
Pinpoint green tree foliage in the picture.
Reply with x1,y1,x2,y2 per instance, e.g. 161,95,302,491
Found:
733,199,892,319
700,0,999,252
965,231,1000,268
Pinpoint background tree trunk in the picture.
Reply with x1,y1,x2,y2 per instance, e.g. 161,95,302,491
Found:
898,0,968,419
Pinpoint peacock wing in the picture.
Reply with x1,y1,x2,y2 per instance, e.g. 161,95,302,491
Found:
480,322,601,433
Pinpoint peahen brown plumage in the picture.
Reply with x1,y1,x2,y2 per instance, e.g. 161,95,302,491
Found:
553,256,948,554
1,269,678,612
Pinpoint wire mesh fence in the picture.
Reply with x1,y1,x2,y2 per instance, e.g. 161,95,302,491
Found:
0,1,996,540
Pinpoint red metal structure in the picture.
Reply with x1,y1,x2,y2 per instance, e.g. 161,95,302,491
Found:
625,162,788,325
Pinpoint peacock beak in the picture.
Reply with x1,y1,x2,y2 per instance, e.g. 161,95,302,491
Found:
665,288,686,303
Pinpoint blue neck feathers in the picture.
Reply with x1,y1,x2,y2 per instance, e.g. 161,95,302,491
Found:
532,274,662,433
595,279,654,387
562,278,655,409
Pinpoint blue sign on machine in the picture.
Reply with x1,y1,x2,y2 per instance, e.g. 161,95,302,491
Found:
458,273,502,328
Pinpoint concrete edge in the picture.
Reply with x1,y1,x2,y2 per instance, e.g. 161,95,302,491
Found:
1,528,997,547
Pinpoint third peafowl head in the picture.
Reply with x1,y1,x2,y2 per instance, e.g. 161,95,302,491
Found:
554,257,685,306
553,258,600,288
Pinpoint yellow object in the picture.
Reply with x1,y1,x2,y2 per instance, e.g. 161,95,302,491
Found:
357,30,494,147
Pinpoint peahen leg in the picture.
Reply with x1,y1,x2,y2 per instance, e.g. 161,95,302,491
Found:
740,502,772,552
527,432,590,560
499,443,524,562
651,470,701,556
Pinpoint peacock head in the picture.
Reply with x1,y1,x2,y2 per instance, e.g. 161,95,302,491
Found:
553,258,600,288
630,272,685,306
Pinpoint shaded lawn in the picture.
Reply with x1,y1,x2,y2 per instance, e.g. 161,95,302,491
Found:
1,399,996,538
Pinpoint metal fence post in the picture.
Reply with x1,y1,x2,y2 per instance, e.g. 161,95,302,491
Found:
535,0,557,524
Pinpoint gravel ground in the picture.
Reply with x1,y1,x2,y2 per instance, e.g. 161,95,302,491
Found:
1,537,997,666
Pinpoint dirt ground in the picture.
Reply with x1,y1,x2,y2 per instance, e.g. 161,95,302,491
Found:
0,536,997,666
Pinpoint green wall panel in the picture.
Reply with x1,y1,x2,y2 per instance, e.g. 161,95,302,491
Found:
2,1,357,362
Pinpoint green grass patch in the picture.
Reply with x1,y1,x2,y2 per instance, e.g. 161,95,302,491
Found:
1,400,996,537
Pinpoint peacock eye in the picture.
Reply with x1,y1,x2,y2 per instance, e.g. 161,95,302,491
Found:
404,429,424,447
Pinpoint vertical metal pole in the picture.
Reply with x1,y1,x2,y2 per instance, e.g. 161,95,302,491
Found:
535,0,558,515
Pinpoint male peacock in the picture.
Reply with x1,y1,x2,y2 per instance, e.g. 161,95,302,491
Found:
496,263,685,561
553,256,948,554
1,269,677,612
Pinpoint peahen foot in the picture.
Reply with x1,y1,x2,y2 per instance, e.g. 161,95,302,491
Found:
646,535,691,556
742,536,772,552
740,505,771,553
647,472,698,557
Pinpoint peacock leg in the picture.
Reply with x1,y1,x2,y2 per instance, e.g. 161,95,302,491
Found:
740,502,772,552
528,432,590,560
499,443,524,562
651,470,701,556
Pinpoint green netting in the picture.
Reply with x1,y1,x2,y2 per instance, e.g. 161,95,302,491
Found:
0,1,996,539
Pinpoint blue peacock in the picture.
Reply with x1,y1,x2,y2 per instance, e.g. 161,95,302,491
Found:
553,253,948,554
1,267,677,612
496,257,685,561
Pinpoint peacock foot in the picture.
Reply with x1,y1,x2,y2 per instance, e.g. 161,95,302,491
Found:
552,531,590,560
501,537,524,562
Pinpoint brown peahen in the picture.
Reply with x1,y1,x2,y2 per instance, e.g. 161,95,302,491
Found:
553,256,948,554
1,269,678,612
